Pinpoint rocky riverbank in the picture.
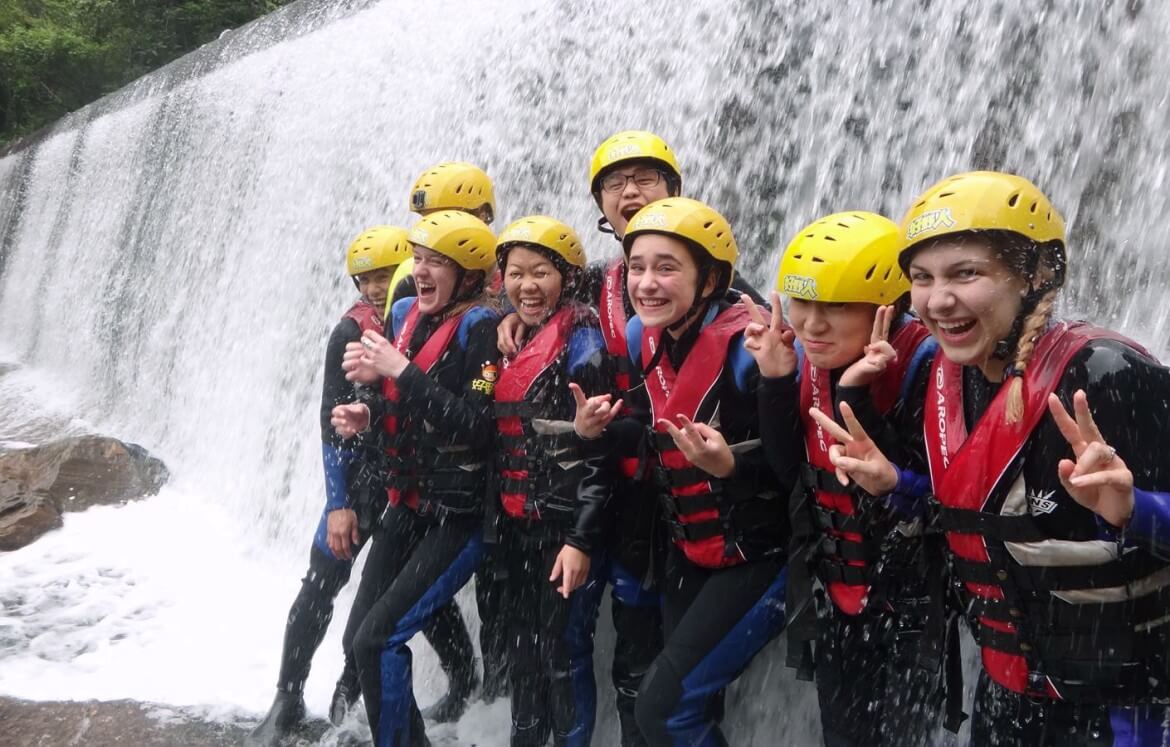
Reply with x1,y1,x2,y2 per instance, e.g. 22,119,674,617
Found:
0,696,334,746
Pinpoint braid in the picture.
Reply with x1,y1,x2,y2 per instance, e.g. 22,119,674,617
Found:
1004,289,1058,424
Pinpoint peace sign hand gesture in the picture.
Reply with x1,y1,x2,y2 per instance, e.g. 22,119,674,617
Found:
1047,390,1134,528
742,292,798,379
839,305,899,387
808,401,899,496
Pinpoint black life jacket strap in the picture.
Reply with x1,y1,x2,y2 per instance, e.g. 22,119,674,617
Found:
936,507,1049,543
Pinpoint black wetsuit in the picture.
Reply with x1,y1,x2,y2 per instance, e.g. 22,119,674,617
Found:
494,306,612,746
345,299,499,746
950,338,1170,746
758,327,950,747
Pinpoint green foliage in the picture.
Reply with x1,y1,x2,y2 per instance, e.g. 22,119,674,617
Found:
0,0,293,147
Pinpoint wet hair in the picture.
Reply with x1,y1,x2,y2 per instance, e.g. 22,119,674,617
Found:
498,243,582,301
989,231,1066,425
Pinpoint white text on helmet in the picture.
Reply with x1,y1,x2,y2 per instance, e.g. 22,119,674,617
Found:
784,274,818,300
606,143,644,162
906,208,957,240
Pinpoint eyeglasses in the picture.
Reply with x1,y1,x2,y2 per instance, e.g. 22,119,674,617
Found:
600,168,665,194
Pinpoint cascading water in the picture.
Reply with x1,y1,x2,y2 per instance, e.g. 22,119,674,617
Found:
1,0,1169,743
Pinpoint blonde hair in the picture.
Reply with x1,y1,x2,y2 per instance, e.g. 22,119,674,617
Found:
1003,289,1058,425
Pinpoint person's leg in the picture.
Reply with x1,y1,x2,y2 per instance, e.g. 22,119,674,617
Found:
814,613,886,747
547,548,606,747
507,541,552,747
609,558,663,747
353,517,483,747
635,558,787,747
249,543,354,744
418,600,478,722
477,544,512,701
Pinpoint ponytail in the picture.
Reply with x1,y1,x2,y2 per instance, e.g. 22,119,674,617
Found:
1003,289,1058,425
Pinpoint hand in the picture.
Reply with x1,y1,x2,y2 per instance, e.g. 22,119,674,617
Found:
742,292,797,378
357,330,410,380
838,305,899,387
326,508,361,561
570,383,623,440
497,313,527,357
331,403,371,439
550,545,591,598
342,342,381,385
658,415,735,479
808,401,898,496
1047,390,1134,528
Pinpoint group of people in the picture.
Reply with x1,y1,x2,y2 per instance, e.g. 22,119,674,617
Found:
247,130,1170,747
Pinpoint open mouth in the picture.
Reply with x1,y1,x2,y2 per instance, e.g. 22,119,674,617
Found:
620,203,644,220
637,297,668,311
518,298,546,316
936,319,977,339
416,281,437,302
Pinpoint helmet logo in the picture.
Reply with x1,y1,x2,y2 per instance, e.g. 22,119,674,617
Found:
508,226,532,241
606,143,643,162
631,211,667,230
905,208,956,240
352,256,374,270
410,190,428,210
783,274,818,300
410,227,429,244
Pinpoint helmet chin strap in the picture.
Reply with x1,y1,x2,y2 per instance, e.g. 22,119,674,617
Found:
597,215,617,237
642,269,715,378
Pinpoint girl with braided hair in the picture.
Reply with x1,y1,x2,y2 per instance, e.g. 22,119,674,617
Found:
811,171,1170,745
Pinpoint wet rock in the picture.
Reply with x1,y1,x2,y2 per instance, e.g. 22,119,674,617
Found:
0,696,333,747
0,436,170,551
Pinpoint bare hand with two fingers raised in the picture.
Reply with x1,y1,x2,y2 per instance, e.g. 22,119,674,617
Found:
1047,389,1134,528
658,414,735,479
807,401,898,496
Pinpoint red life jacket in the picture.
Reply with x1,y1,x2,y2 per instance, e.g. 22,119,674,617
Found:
382,300,475,515
342,300,383,334
926,321,1169,701
597,258,641,481
799,319,932,615
494,306,583,520
644,304,774,569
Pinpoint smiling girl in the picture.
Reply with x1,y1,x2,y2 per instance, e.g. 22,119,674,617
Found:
743,212,946,745
490,215,611,746
814,172,1170,745
574,197,790,746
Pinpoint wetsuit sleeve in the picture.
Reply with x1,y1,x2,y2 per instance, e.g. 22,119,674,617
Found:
757,374,803,493
564,325,611,553
1120,489,1170,558
394,314,500,444
1026,339,1170,544
575,260,607,307
320,318,363,511
321,318,362,443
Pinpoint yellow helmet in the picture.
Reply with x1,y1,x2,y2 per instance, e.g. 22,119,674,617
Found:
777,212,908,305
409,161,496,223
899,171,1066,270
589,130,682,193
383,258,416,317
408,211,496,272
623,197,737,294
346,225,412,276
495,215,586,269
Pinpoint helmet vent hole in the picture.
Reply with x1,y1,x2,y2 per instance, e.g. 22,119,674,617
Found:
458,239,469,246
865,264,877,280
883,266,893,280
937,191,955,198
824,235,836,242
837,222,850,228
704,221,714,229
811,257,825,263
1008,192,1020,207
1029,201,1038,214
793,254,803,259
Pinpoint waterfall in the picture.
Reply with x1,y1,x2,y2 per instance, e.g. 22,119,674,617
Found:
2,0,1168,743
